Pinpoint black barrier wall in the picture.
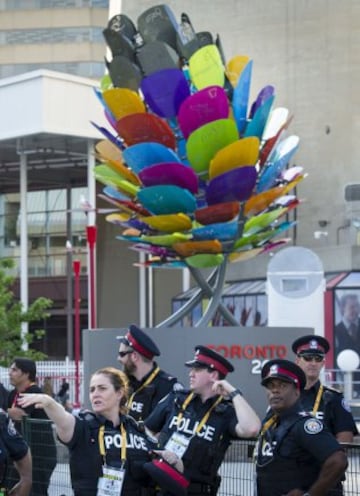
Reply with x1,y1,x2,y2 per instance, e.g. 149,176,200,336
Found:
83,326,313,415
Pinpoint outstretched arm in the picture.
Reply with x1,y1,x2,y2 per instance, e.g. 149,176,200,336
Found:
212,380,261,438
17,393,75,443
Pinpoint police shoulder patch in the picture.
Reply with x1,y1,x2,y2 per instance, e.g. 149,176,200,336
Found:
7,418,18,436
341,398,352,412
304,418,323,434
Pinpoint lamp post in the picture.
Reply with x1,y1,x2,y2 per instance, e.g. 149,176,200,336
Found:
86,225,97,329
73,259,81,408
337,349,360,401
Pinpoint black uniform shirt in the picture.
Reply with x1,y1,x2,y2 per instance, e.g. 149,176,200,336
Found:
256,402,344,496
64,411,156,496
145,390,238,483
128,363,182,421
299,381,358,436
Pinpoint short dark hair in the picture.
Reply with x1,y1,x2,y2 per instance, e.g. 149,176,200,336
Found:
13,358,36,382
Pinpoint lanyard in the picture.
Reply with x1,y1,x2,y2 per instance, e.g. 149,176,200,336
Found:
98,423,127,465
11,383,37,407
177,393,223,435
127,366,160,410
311,384,323,415
259,415,278,436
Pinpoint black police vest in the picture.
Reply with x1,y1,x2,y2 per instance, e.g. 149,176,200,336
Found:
159,391,231,485
69,412,152,496
256,414,318,496
129,384,157,421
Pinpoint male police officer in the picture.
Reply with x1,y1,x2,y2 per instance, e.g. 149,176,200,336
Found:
292,335,358,442
117,324,182,421
145,345,260,496
255,359,348,496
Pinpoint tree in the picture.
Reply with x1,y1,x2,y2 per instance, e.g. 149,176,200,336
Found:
0,258,53,365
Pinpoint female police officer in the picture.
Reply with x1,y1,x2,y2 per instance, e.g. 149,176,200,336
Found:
17,367,157,496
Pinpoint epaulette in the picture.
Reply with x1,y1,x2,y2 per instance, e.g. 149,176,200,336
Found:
78,409,98,423
124,413,139,429
323,384,342,395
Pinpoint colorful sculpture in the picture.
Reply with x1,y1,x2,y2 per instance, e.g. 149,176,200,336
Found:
92,5,305,326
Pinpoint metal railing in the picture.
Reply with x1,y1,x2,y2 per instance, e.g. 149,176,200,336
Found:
219,440,360,496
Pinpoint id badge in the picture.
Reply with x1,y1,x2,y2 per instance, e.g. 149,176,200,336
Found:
97,466,125,496
165,432,190,458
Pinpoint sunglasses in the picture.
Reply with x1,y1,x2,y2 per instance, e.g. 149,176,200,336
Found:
118,350,133,358
300,355,324,363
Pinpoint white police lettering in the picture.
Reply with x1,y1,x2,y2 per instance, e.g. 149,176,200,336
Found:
261,441,275,457
104,433,148,451
130,401,143,413
168,415,216,441
7,418,17,436
299,410,324,421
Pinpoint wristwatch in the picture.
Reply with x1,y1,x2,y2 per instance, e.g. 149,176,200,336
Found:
228,388,243,400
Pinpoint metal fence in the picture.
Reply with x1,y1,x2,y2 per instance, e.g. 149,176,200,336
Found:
0,360,84,407
7,421,360,496
219,440,360,496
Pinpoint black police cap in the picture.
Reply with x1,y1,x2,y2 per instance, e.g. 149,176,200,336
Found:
292,334,330,356
261,359,306,390
117,324,160,359
185,345,234,376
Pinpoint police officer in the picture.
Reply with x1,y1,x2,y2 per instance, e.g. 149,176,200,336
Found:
255,359,348,496
0,409,32,496
117,325,183,421
17,367,157,496
145,345,261,496
292,335,358,442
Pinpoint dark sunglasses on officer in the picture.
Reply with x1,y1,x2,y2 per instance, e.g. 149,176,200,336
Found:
118,338,134,357
298,354,324,363
118,350,134,358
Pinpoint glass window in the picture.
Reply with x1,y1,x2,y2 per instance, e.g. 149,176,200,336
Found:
0,61,105,79
2,0,108,9
0,187,88,277
337,272,360,288
0,28,104,45
172,282,268,327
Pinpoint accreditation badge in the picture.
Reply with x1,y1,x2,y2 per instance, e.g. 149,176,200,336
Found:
97,465,125,496
165,432,190,458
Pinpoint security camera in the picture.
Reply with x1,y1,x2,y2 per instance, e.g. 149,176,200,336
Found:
318,220,329,228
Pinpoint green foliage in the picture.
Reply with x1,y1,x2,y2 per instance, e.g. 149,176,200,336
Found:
0,258,53,366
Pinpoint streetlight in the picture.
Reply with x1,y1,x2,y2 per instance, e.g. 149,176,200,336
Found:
73,258,81,408
337,349,360,401
86,225,97,329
